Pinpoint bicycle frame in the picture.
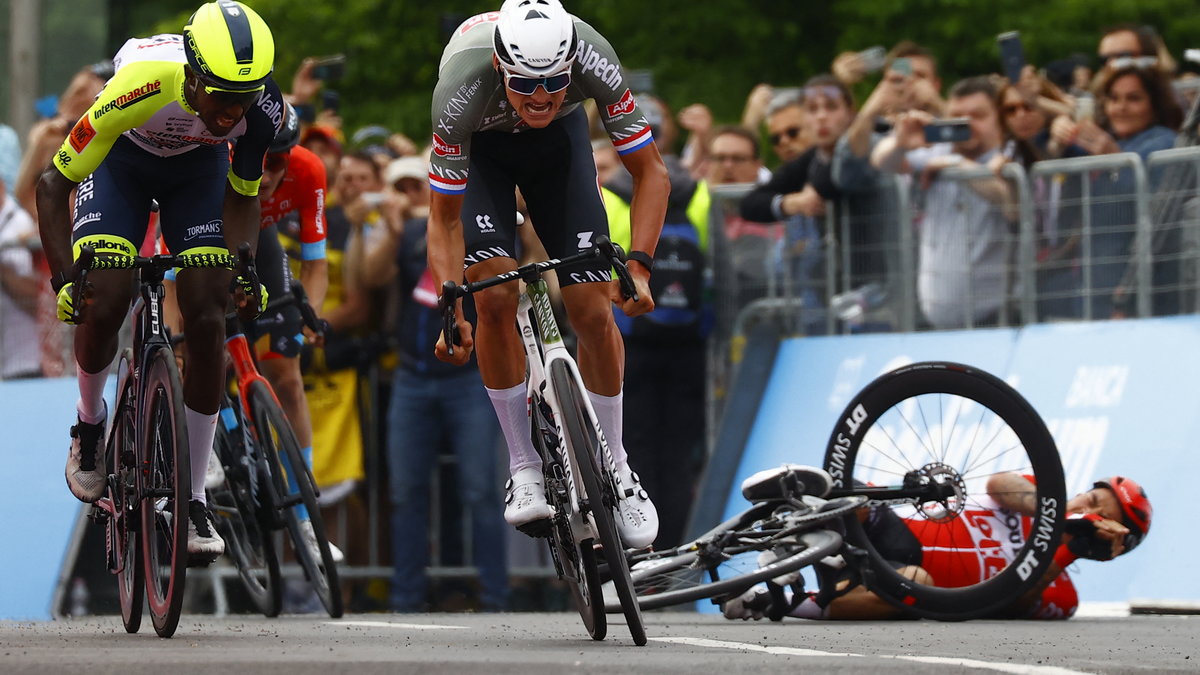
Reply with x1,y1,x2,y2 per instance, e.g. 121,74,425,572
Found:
518,277,612,543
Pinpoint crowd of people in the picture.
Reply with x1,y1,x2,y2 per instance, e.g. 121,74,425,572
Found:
0,4,1185,613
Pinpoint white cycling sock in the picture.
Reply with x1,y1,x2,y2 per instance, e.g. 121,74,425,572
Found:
587,389,628,468
186,406,218,504
487,383,540,475
77,364,112,424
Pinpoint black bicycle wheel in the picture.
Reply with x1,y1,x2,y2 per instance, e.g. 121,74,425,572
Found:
533,393,606,640
822,361,1066,620
610,500,854,612
248,380,343,618
209,398,282,617
551,360,646,646
109,348,143,633
140,346,190,638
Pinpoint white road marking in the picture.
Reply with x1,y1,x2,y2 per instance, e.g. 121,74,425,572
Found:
652,637,1093,675
329,621,469,630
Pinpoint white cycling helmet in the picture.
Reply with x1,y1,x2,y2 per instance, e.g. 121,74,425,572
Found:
493,0,578,78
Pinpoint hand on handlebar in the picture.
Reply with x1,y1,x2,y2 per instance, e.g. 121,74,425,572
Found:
609,263,654,317
435,316,474,365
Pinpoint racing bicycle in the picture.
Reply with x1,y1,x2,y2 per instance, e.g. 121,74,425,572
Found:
84,244,244,638
440,235,646,645
607,361,1067,621
204,272,344,618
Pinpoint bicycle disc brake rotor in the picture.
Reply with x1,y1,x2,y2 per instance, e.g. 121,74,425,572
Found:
913,462,966,522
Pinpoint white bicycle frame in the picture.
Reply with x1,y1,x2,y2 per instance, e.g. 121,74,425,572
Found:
517,277,623,543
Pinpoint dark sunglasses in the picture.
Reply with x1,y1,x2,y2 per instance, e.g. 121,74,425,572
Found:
263,152,289,173
502,68,572,96
769,126,802,146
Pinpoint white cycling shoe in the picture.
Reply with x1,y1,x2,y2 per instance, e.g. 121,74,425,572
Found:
204,450,226,490
741,464,833,502
299,519,345,565
187,500,225,564
504,467,554,527
613,463,658,550
723,586,771,621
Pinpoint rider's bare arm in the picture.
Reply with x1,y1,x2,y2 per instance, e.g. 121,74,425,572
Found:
987,472,1038,516
614,142,669,317
427,190,473,365
34,164,80,278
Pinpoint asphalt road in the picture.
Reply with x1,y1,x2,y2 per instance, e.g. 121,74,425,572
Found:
2,609,1197,674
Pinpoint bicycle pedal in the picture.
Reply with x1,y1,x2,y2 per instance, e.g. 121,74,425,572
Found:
516,517,553,539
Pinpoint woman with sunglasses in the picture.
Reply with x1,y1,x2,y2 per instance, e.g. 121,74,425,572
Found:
1049,64,1182,318
426,0,669,550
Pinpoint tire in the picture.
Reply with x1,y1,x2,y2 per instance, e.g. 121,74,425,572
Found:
533,392,606,640
139,346,190,638
610,500,855,612
551,360,646,646
209,398,282,617
109,348,143,633
248,380,343,618
821,361,1066,620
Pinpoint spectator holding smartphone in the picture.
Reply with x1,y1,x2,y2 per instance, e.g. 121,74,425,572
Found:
872,76,1016,330
1049,63,1182,317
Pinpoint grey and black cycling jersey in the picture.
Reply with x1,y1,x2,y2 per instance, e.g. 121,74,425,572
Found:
428,11,654,195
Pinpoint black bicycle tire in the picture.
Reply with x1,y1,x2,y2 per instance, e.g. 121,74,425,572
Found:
110,349,143,633
248,380,344,618
210,403,282,617
822,361,1066,621
551,361,646,646
140,346,190,638
533,392,606,640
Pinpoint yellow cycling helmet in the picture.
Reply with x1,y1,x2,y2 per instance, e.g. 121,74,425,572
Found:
183,0,274,93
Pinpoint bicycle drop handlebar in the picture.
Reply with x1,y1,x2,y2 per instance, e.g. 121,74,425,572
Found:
439,235,637,357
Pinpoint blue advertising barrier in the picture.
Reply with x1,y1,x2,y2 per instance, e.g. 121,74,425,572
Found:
0,377,91,620
721,316,1199,608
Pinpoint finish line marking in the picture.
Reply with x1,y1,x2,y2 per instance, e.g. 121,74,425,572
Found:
651,637,1092,675
328,621,469,630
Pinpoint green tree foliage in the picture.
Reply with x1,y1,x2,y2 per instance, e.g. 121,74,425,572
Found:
130,0,1200,148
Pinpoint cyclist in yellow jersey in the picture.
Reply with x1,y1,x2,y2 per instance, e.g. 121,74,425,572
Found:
36,0,280,562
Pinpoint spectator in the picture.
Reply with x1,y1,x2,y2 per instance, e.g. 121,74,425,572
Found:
873,76,1016,330
706,125,781,309
1050,64,1182,317
1097,23,1176,77
764,89,810,163
0,179,42,379
741,75,857,330
14,63,110,217
359,163,510,612
0,123,19,196
993,77,1086,320
602,94,707,549
301,125,344,191
592,139,622,186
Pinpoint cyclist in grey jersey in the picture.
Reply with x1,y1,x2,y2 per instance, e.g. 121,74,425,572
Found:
427,0,670,549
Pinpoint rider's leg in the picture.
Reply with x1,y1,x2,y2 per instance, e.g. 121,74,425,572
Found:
468,256,540,474
824,566,932,620
73,266,136,419
175,265,233,505
559,280,625,461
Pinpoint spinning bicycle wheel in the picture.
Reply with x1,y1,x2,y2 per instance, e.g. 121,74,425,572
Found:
208,399,282,617
140,346,190,638
248,381,343,618
109,348,143,633
551,361,646,646
533,393,606,641
822,361,1065,620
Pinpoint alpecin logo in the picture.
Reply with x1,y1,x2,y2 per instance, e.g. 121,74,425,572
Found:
432,133,461,157
606,89,636,119
93,81,163,119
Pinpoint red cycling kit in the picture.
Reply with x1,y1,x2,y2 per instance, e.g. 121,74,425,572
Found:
259,144,327,262
904,497,1078,619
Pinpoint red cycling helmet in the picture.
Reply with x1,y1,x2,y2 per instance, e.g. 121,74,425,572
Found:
1094,476,1152,553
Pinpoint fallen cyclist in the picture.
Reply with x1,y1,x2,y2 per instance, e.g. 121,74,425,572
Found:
723,465,1151,621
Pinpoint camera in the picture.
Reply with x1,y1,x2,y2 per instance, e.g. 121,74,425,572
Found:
997,31,1025,84
311,54,346,81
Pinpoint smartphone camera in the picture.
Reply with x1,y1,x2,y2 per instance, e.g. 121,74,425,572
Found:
924,118,972,144
311,54,346,81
